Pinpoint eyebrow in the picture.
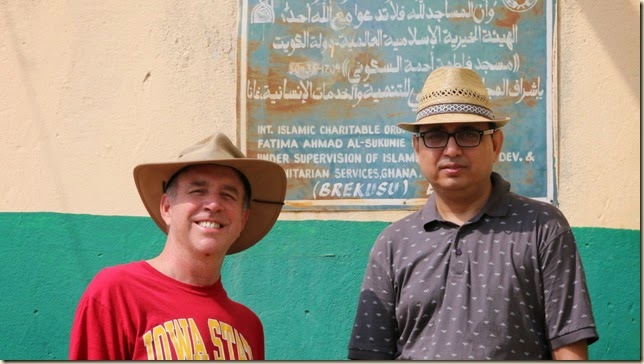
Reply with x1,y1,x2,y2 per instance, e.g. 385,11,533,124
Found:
185,180,242,196
186,180,208,188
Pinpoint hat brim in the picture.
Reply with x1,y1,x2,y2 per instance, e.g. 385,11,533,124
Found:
397,113,511,132
133,159,286,254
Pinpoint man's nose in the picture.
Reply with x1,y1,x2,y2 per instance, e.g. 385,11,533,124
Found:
442,134,462,156
203,196,223,210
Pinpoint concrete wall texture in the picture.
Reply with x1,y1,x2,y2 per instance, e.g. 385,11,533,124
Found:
0,0,640,360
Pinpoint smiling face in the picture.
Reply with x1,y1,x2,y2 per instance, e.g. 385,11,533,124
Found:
413,122,504,199
160,164,251,259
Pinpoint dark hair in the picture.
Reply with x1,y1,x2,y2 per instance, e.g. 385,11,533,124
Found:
163,164,252,209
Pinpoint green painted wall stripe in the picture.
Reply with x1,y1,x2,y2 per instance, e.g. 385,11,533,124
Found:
0,213,639,360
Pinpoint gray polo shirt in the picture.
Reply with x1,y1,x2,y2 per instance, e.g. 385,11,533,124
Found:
348,173,598,360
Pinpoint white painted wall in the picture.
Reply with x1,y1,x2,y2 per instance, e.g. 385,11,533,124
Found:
0,0,639,229
556,0,640,229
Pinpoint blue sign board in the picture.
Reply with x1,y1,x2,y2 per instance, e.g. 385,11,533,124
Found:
239,0,554,210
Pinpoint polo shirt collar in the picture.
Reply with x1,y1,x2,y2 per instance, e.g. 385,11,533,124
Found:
420,172,511,229
481,172,511,217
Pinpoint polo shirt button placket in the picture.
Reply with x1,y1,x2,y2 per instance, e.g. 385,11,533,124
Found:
449,229,467,277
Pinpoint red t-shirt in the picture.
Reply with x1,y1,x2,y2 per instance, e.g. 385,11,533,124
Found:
69,261,264,360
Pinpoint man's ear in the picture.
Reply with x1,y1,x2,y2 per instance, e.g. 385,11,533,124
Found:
412,134,421,155
240,208,251,230
492,129,504,161
160,194,172,226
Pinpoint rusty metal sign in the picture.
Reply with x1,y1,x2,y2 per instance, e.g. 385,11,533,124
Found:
238,0,553,211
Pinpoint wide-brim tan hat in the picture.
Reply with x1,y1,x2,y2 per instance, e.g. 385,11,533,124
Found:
397,67,510,132
133,133,286,255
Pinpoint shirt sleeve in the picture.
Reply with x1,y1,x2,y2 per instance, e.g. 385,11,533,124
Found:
539,227,599,350
69,294,130,360
348,231,399,360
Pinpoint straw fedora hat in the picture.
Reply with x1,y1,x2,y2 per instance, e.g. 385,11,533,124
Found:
133,133,286,254
397,67,510,132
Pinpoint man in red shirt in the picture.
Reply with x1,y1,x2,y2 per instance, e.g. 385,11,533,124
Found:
69,133,286,360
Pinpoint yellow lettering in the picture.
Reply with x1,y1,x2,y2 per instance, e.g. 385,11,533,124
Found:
142,318,253,360
153,325,172,359
208,319,225,360
164,319,193,359
142,331,155,360
188,318,210,360
220,322,236,360
234,329,250,360
240,333,254,360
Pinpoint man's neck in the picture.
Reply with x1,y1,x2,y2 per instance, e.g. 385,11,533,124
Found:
147,247,224,286
433,182,492,226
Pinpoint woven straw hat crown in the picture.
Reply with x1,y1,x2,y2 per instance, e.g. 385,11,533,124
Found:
397,67,510,132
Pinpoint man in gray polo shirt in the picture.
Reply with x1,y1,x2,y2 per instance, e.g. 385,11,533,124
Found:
347,67,598,360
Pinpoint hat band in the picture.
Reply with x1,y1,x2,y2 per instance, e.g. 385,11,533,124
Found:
416,103,495,122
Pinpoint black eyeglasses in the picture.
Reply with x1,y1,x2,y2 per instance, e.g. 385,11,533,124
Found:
415,128,497,148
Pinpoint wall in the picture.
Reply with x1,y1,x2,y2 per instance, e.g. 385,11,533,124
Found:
0,0,639,360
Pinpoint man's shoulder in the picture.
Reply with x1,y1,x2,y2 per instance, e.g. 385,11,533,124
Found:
506,192,571,227
96,260,144,276
86,261,146,292
375,209,425,241
508,192,563,212
389,209,425,228
226,297,263,320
